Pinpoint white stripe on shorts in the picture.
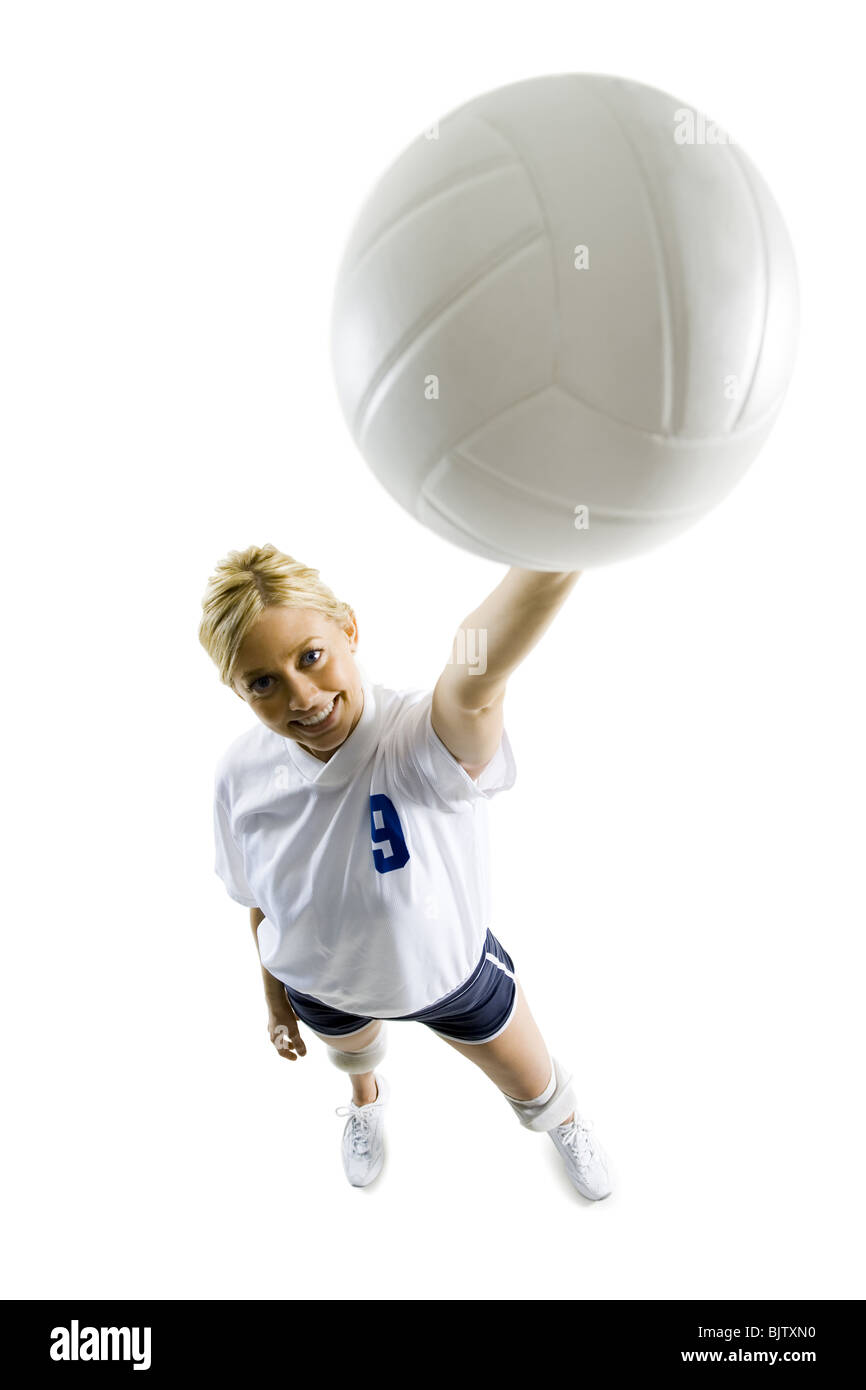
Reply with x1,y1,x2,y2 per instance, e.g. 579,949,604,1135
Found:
485,951,515,981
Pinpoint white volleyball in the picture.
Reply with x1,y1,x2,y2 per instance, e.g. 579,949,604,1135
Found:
329,72,799,569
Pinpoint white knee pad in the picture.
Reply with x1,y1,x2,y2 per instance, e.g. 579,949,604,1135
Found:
503,1055,577,1132
326,1021,388,1075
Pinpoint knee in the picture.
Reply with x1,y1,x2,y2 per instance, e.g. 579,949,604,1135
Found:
325,1021,388,1075
503,1055,577,1132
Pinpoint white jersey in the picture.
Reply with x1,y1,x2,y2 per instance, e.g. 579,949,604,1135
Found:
212,663,517,1016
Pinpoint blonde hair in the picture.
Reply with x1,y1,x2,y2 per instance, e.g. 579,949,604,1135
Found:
198,543,356,688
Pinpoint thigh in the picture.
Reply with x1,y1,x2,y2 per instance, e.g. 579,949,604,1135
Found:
312,1018,382,1051
436,976,553,1099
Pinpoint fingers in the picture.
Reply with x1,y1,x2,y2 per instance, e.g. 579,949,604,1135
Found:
271,1023,298,1059
280,1002,307,1057
270,1021,307,1060
282,1019,307,1057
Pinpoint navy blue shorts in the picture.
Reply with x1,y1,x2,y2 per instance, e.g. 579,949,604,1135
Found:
283,927,518,1045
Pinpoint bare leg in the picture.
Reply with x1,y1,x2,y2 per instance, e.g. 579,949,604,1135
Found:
313,1018,382,1107
436,977,574,1124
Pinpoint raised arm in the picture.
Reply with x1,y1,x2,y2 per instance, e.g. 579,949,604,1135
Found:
431,567,581,779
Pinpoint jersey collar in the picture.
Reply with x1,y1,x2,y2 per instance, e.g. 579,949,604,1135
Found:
279,662,378,788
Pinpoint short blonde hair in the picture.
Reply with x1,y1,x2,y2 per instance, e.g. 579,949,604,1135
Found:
198,543,356,688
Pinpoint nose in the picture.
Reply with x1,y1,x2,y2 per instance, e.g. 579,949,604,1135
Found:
284,673,324,717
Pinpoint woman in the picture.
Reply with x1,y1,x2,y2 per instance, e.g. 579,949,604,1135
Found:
199,543,612,1200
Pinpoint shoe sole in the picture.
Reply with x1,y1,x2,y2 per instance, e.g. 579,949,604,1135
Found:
347,1153,385,1187
563,1172,612,1201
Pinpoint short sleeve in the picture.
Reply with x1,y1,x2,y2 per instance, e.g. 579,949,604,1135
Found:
213,795,258,907
386,690,517,811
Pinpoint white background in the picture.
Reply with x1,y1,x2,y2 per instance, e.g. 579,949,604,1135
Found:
2,0,863,1301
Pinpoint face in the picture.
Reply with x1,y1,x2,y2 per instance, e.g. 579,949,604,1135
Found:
230,606,364,763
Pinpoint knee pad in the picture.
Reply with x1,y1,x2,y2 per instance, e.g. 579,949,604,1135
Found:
503,1055,577,1132
326,1021,388,1075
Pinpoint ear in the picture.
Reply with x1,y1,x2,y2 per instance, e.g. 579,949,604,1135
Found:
344,611,360,651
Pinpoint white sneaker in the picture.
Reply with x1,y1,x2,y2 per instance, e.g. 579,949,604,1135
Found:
547,1109,612,1201
334,1072,389,1187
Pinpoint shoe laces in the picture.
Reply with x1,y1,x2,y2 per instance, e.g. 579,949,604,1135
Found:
335,1103,372,1157
556,1114,602,1171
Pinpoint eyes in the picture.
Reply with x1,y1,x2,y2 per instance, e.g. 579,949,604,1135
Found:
250,648,322,695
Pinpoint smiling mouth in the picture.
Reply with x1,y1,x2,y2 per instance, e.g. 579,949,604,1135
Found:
290,694,340,732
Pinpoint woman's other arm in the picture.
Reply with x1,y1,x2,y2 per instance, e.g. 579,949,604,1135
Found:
249,907,306,1060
